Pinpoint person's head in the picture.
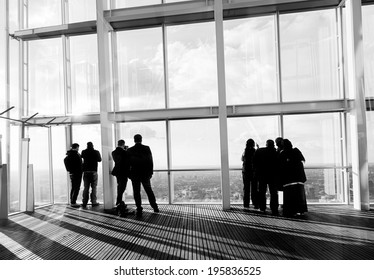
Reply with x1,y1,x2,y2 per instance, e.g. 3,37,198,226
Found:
246,138,255,148
266,139,275,148
117,139,125,147
283,139,293,150
87,142,93,149
71,143,79,150
134,134,142,143
275,137,283,148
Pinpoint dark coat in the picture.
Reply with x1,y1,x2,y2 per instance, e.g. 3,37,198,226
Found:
64,150,83,174
111,147,130,177
81,147,101,172
242,147,255,179
127,143,153,179
279,147,306,185
253,146,278,183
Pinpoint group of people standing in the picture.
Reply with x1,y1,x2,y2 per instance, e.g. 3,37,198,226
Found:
241,137,308,217
63,134,158,216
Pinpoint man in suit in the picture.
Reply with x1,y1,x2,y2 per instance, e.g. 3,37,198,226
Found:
81,142,102,207
111,139,130,207
64,143,83,208
127,134,159,216
253,139,279,215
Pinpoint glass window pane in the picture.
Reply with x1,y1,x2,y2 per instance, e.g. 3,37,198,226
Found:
27,0,61,29
366,111,374,202
224,16,278,105
114,0,161,9
51,126,68,203
119,121,167,170
68,0,96,23
363,5,374,98
119,121,167,203
304,168,345,203
29,38,64,116
280,10,339,101
9,126,21,213
72,124,103,202
122,171,168,204
167,22,218,108
227,116,280,168
70,35,100,114
283,113,342,166
173,170,221,203
117,28,165,111
170,119,220,169
28,127,52,206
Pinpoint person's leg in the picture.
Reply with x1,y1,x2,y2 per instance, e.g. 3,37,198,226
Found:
131,178,142,213
115,175,127,205
70,173,82,205
82,172,90,206
250,179,259,209
258,181,267,211
242,173,250,208
141,177,158,211
90,172,99,205
269,183,279,215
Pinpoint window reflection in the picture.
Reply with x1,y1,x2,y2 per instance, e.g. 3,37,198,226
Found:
29,38,64,116
117,28,165,111
167,22,218,108
224,16,278,105
280,9,339,101
70,35,99,114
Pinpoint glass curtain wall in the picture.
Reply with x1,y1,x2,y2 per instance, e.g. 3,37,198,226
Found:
363,5,374,203
5,1,369,210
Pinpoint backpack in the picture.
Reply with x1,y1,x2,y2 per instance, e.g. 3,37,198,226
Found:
116,201,128,217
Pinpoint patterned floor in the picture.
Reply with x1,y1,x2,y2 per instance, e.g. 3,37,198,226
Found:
1,204,373,260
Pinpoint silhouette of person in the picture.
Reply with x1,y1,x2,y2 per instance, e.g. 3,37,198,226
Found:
241,138,258,208
275,137,284,153
127,134,159,216
279,139,308,217
81,142,102,207
111,139,130,207
253,139,279,215
64,143,83,208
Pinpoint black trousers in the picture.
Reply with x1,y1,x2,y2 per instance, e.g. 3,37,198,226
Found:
115,175,128,205
242,172,258,207
258,180,279,213
131,177,157,211
70,173,82,204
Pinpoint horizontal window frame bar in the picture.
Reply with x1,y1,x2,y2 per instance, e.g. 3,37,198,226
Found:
22,99,352,126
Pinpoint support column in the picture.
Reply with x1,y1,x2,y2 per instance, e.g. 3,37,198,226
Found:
345,0,369,210
214,0,230,210
96,0,115,210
